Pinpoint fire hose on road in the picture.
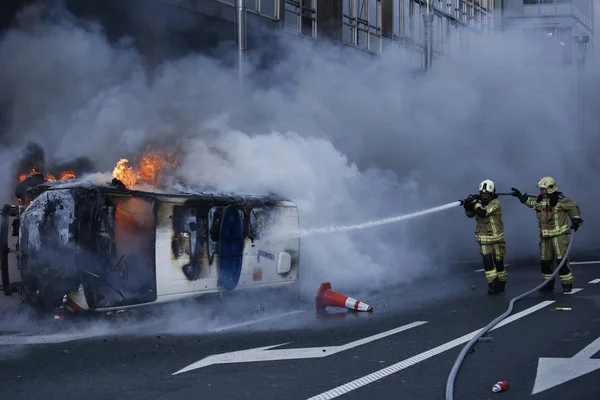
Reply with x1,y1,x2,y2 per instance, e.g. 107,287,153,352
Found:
444,228,577,400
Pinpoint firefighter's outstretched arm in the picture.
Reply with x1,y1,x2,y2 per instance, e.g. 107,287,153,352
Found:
510,187,536,208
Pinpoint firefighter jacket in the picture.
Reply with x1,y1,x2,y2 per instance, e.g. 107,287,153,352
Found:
465,197,505,244
523,192,580,238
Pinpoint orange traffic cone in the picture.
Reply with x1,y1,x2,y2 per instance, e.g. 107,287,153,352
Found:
315,282,373,312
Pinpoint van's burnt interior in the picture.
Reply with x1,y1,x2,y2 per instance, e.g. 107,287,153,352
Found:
85,194,157,309
19,180,157,310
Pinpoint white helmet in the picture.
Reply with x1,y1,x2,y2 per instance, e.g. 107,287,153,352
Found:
479,179,495,194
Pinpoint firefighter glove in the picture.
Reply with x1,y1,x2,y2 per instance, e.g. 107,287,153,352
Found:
571,217,583,231
510,187,528,203
462,195,476,210
474,204,487,217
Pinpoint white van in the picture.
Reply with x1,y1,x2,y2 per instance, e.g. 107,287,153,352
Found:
0,177,300,313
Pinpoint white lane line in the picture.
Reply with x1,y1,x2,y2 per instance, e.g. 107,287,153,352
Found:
208,310,305,333
588,279,600,284
571,261,600,265
0,310,305,346
306,300,555,400
0,333,103,345
563,288,583,295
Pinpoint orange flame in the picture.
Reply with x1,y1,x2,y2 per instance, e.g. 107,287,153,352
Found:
59,170,76,180
112,149,179,190
19,167,41,183
18,166,76,183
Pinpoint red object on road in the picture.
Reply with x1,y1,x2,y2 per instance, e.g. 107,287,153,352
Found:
492,381,509,393
315,282,373,312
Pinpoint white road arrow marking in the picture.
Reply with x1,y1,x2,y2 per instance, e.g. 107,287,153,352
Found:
307,300,555,400
588,278,600,284
172,320,428,375
532,336,600,395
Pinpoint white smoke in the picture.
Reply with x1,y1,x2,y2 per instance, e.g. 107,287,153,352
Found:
0,0,598,303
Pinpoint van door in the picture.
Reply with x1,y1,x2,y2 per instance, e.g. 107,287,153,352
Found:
218,205,245,290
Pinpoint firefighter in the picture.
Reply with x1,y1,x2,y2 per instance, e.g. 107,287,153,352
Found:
511,176,583,293
461,179,507,294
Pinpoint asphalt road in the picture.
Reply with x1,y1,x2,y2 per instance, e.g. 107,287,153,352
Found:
1,255,600,400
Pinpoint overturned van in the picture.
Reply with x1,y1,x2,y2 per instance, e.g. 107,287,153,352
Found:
0,177,300,312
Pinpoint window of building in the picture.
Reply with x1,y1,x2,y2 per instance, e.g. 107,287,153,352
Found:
400,0,422,42
216,0,277,18
454,0,461,21
284,0,317,38
246,0,257,11
394,0,401,36
343,0,382,53
259,0,278,18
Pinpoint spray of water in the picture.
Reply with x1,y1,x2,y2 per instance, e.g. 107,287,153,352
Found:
1,1,599,340
266,201,461,241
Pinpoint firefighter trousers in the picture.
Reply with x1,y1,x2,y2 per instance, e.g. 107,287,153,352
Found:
540,234,574,285
480,242,507,284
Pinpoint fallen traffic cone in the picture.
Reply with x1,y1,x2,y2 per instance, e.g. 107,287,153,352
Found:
315,282,373,312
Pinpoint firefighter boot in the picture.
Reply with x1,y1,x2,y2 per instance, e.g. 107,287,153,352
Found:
487,278,502,295
539,278,555,292
494,259,507,292
557,258,574,293
497,280,506,292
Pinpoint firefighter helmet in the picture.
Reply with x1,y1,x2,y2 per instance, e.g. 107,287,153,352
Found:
479,179,495,194
538,176,557,194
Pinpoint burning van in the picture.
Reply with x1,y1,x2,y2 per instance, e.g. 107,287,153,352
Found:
0,171,300,313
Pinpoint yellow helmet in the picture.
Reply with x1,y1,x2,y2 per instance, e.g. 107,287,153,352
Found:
538,176,557,194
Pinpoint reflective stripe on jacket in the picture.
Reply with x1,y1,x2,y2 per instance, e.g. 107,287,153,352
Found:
466,198,505,244
524,193,580,238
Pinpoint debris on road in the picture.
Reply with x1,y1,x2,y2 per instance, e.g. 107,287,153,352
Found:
492,381,508,392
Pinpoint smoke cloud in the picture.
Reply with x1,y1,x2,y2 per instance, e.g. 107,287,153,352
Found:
0,0,598,305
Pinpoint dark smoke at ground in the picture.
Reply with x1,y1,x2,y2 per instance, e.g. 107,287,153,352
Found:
0,0,598,300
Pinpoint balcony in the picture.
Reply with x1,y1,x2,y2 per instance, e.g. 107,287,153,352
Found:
523,0,593,27
523,2,575,17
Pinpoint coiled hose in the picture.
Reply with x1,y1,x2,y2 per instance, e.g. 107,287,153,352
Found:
445,229,576,400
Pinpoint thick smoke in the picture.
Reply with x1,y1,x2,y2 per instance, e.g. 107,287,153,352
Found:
0,0,598,302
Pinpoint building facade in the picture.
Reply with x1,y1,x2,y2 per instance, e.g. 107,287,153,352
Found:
56,0,592,70
499,0,594,64
157,0,496,67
